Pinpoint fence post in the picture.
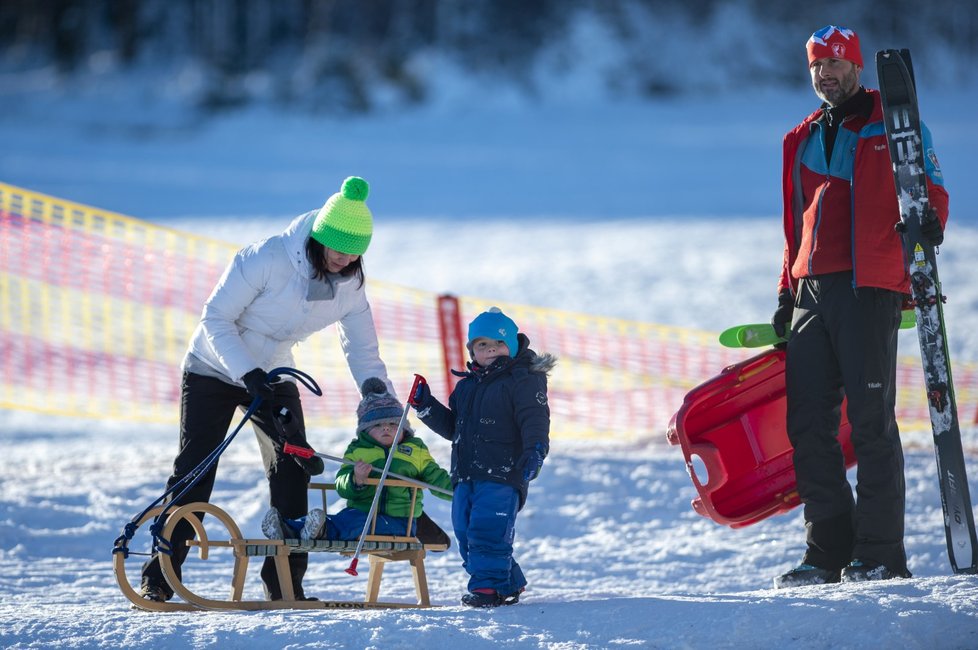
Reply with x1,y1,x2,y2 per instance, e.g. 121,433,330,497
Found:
437,294,465,393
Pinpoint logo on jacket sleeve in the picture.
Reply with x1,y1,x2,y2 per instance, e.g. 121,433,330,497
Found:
536,391,548,406
927,148,943,178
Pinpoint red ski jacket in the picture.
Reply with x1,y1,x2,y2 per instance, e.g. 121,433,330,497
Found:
778,88,949,295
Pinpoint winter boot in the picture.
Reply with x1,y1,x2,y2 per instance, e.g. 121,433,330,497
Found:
774,563,841,589
461,588,503,608
262,507,288,539
500,586,525,605
461,587,524,607
841,559,911,583
138,582,171,603
301,509,327,540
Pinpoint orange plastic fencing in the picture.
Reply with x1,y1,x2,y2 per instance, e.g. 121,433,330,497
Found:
1,181,976,443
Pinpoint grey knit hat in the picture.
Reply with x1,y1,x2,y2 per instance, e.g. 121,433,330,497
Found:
356,377,408,434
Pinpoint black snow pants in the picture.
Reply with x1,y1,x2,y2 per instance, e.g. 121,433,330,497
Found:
140,372,312,600
785,272,907,573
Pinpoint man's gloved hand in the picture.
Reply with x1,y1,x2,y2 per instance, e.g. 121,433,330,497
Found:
409,381,431,410
771,289,794,339
518,443,546,482
921,209,945,246
242,368,275,402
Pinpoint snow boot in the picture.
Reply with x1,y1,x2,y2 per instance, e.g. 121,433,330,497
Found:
461,588,503,608
774,563,841,589
139,583,171,603
262,507,289,539
500,586,525,605
301,508,327,540
841,559,911,583
461,587,524,607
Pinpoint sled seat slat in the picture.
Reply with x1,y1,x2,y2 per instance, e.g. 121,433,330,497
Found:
234,538,430,557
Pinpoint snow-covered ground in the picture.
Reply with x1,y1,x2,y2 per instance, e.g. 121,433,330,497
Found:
3,65,978,650
2,410,977,649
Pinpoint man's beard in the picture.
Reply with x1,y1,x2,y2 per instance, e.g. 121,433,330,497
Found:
814,67,859,106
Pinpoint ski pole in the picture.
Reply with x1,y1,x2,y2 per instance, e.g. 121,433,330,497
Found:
345,374,426,576
284,443,452,496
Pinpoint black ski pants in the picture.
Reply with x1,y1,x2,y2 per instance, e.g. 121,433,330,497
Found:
140,372,312,600
785,272,907,572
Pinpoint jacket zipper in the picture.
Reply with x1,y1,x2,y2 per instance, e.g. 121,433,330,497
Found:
809,185,826,276
839,112,860,293
807,121,827,276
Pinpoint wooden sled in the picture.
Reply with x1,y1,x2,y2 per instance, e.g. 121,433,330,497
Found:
115,479,449,611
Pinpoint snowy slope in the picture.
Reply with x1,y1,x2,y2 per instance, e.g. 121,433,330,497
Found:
1,407,977,648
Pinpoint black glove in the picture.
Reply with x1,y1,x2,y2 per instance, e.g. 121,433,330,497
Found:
409,381,431,410
518,443,546,482
771,289,794,339
242,368,275,402
294,454,325,477
920,209,944,246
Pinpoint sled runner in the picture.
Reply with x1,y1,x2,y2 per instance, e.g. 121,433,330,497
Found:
667,349,856,528
115,479,450,611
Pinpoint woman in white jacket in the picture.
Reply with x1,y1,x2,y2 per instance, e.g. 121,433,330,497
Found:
140,176,394,603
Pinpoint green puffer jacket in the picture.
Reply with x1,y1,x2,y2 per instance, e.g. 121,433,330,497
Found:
335,431,453,518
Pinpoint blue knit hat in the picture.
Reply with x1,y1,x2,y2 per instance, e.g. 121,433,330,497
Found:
356,377,404,434
467,307,519,358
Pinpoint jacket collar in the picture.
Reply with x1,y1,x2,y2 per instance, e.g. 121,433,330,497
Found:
817,86,873,126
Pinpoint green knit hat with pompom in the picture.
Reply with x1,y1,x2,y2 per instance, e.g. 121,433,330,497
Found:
310,176,373,255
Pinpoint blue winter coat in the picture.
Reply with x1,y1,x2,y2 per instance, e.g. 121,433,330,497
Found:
416,333,554,508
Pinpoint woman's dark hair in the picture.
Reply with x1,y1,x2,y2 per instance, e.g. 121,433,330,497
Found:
305,237,365,287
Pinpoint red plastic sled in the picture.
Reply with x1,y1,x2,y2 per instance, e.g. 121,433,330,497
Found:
666,349,855,528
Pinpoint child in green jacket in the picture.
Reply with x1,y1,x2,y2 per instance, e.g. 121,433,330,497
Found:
262,377,452,540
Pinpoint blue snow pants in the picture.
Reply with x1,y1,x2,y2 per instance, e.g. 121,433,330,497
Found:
452,479,527,595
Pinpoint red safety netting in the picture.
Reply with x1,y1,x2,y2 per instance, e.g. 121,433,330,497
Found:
2,181,977,443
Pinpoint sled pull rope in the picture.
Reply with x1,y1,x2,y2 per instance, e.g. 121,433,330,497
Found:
112,367,321,558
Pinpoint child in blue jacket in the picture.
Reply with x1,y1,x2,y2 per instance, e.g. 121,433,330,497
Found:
412,307,555,607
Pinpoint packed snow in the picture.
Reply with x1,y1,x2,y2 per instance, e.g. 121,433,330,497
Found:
3,45,978,650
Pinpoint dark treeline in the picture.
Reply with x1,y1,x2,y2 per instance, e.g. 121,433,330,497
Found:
1,0,975,113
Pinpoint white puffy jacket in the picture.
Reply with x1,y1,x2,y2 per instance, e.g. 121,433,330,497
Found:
182,210,391,393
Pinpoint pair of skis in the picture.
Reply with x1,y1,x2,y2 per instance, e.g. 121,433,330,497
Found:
720,49,977,574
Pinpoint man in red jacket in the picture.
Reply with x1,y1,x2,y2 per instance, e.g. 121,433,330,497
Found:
772,25,949,588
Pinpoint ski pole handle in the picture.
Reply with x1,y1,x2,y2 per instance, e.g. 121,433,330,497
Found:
284,443,315,459
407,373,427,406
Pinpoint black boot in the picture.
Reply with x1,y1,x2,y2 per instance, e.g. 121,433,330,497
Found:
841,559,911,583
774,563,841,589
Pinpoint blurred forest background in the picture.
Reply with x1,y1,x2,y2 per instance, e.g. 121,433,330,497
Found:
2,0,976,116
